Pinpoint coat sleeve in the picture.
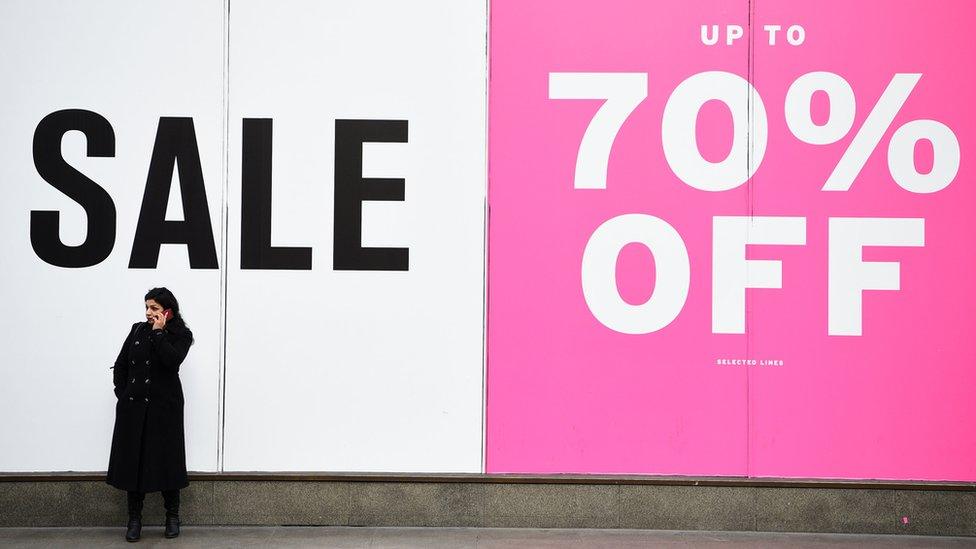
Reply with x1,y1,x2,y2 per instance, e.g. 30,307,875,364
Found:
148,328,192,373
112,323,138,398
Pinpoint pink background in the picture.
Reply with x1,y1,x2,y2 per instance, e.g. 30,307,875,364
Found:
487,0,976,480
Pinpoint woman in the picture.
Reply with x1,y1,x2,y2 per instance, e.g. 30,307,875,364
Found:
107,287,194,542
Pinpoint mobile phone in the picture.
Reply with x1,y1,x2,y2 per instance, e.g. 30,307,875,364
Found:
164,309,173,320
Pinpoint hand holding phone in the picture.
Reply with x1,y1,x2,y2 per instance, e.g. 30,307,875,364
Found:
150,309,171,330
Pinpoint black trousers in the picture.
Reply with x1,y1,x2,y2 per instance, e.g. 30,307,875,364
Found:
127,489,180,519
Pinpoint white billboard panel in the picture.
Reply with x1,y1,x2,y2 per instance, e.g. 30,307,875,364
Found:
220,0,487,472
0,0,224,472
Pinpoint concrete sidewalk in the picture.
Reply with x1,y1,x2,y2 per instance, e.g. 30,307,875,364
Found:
0,527,973,548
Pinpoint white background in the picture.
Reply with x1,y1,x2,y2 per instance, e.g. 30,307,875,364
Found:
0,1,224,472
222,0,487,472
0,0,487,473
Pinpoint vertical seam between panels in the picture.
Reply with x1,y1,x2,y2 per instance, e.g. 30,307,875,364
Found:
481,0,491,476
746,0,755,480
217,0,231,473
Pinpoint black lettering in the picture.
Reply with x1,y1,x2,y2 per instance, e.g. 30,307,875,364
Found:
129,118,218,269
30,109,116,268
240,118,312,270
333,119,408,271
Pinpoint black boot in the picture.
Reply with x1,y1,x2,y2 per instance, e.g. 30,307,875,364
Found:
164,516,180,539
125,491,144,542
126,518,142,542
162,489,181,539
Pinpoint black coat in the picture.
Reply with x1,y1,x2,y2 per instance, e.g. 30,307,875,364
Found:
106,321,193,492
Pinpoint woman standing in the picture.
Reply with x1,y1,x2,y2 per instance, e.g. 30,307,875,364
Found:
107,287,194,542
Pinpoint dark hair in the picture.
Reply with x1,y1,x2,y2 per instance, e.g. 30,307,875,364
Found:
144,287,194,345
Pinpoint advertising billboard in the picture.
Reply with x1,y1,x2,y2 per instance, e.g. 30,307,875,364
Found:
487,0,976,480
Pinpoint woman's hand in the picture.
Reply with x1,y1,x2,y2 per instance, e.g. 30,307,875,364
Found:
151,311,167,331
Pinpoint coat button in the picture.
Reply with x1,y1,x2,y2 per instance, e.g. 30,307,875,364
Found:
129,397,133,401
131,360,135,365
145,360,150,365
130,378,135,383
134,341,139,345
144,397,149,402
145,379,150,384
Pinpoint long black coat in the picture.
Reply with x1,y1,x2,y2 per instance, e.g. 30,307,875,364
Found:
106,321,193,492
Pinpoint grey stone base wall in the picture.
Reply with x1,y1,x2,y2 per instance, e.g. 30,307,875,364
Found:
1,476,974,536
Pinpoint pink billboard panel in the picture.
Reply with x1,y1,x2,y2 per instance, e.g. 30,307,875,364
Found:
486,0,976,480
746,0,976,481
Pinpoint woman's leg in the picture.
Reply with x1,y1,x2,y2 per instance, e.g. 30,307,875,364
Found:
161,488,180,518
126,490,144,519
125,491,144,541
162,489,181,538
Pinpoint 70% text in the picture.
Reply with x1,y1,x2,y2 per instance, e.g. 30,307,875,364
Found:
549,71,960,194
